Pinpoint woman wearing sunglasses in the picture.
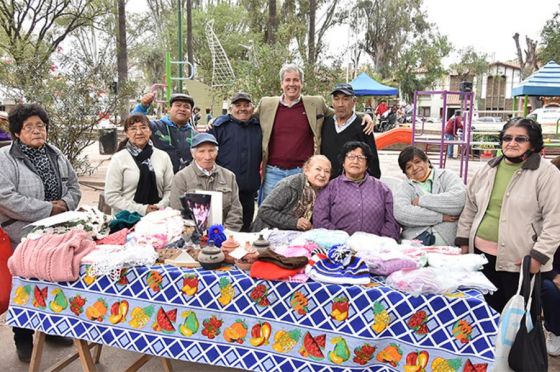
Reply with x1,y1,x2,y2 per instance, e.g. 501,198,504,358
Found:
456,117,560,313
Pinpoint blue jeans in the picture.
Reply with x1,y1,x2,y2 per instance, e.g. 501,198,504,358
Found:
542,278,560,335
259,165,302,205
444,133,455,157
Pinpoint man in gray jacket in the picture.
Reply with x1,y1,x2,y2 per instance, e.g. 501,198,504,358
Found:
169,133,243,231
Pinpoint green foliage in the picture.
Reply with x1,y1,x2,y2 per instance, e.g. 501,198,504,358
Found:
450,46,489,81
539,5,560,64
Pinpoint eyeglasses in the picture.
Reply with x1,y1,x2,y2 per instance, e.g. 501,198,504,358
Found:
502,135,530,144
346,154,367,162
22,123,46,132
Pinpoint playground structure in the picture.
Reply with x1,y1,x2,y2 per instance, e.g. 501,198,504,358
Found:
412,90,475,183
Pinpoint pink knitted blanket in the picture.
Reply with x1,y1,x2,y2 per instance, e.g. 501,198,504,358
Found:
8,229,95,282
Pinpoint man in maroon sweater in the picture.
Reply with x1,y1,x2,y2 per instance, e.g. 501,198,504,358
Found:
255,64,374,202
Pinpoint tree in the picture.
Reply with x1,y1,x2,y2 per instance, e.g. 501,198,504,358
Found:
449,47,489,82
539,5,560,64
116,0,129,119
513,32,540,109
0,0,106,90
266,0,277,44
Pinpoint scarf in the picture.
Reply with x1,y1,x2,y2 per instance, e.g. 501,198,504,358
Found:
17,141,60,201
126,141,160,205
293,180,316,221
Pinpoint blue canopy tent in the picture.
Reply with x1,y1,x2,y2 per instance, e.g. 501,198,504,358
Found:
350,72,398,96
512,60,560,97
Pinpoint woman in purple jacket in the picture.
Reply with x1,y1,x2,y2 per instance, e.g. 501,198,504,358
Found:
313,141,400,240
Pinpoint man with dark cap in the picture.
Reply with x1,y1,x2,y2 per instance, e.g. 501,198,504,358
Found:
132,92,196,173
169,133,243,231
208,92,262,231
320,83,380,179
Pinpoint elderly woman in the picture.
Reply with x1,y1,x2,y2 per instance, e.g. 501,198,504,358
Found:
313,141,399,239
0,103,80,361
393,146,465,246
252,155,331,231
456,118,560,313
105,114,174,216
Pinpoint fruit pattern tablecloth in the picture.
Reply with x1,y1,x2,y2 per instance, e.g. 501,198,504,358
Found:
7,264,498,371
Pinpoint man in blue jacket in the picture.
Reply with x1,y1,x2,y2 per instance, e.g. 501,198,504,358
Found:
132,92,196,173
208,92,262,231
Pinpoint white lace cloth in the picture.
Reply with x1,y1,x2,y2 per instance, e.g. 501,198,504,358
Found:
81,241,158,281
132,208,184,249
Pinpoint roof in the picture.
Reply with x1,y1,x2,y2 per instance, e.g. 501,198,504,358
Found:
512,60,560,97
350,73,398,96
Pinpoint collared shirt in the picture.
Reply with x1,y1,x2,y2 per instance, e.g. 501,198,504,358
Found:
334,113,357,134
194,161,217,176
313,174,400,239
411,168,434,194
279,94,302,108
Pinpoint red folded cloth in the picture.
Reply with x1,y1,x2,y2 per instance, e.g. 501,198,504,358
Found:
250,261,302,281
8,230,95,282
96,228,129,245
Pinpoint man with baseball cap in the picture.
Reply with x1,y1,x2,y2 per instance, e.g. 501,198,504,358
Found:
208,92,262,231
320,83,380,179
169,133,243,231
132,92,196,173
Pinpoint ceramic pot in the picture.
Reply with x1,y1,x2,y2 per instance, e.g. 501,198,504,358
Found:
197,240,225,269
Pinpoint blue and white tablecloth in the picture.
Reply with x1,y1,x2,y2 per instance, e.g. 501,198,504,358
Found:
7,264,498,371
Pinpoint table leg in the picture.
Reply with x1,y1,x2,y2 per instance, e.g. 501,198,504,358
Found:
93,344,103,364
74,339,97,372
29,331,46,372
124,354,152,372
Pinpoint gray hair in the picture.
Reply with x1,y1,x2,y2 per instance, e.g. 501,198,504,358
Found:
279,63,304,83
191,145,219,156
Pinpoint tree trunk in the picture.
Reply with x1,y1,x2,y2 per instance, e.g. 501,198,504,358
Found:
186,0,194,78
266,0,277,44
308,0,316,66
513,32,542,110
116,0,128,120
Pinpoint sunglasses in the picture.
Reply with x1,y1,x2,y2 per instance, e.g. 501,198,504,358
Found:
502,135,530,144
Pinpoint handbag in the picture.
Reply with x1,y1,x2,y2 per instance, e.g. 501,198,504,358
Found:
493,255,533,371
0,227,12,314
508,255,548,372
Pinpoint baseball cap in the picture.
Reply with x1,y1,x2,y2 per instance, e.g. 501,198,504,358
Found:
231,92,252,104
331,83,355,96
191,133,218,148
170,93,194,107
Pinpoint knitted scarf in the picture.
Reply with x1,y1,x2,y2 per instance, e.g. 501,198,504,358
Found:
17,141,60,201
126,141,160,205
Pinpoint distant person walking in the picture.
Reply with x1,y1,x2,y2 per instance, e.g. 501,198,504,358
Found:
444,110,463,158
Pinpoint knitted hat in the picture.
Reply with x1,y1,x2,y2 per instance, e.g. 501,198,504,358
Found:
309,244,370,285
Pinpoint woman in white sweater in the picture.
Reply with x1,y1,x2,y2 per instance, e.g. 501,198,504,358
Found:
104,114,173,215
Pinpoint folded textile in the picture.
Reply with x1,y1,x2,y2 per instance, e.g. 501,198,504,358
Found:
26,206,111,240
250,261,303,281
133,208,184,249
274,242,317,259
361,256,418,276
8,230,95,282
347,231,399,254
300,228,349,249
257,248,308,269
427,253,488,271
109,210,142,233
265,229,304,248
308,244,370,285
95,228,129,245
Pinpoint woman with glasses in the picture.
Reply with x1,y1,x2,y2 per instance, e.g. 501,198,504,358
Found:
313,141,399,239
0,103,81,361
104,114,173,216
456,118,560,313
393,146,465,246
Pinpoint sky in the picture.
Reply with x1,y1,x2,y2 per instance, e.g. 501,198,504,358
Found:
423,0,559,62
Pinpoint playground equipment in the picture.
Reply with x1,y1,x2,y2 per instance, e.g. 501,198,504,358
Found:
375,127,413,150
165,52,195,103
205,20,235,88
411,90,475,183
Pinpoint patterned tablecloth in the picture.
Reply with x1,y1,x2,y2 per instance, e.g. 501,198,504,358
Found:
7,264,498,371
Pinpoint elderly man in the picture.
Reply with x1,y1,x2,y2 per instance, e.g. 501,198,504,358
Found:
208,92,262,231
255,63,374,202
169,133,243,231
321,83,380,179
132,92,196,173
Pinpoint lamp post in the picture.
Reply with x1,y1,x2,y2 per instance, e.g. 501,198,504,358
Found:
177,0,184,92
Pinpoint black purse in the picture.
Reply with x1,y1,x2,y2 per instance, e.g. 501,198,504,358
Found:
508,255,548,372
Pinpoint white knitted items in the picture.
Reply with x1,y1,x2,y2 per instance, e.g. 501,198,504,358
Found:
81,242,158,281
427,253,488,271
132,208,184,249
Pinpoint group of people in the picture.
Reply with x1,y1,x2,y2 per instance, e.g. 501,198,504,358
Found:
1,61,560,362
